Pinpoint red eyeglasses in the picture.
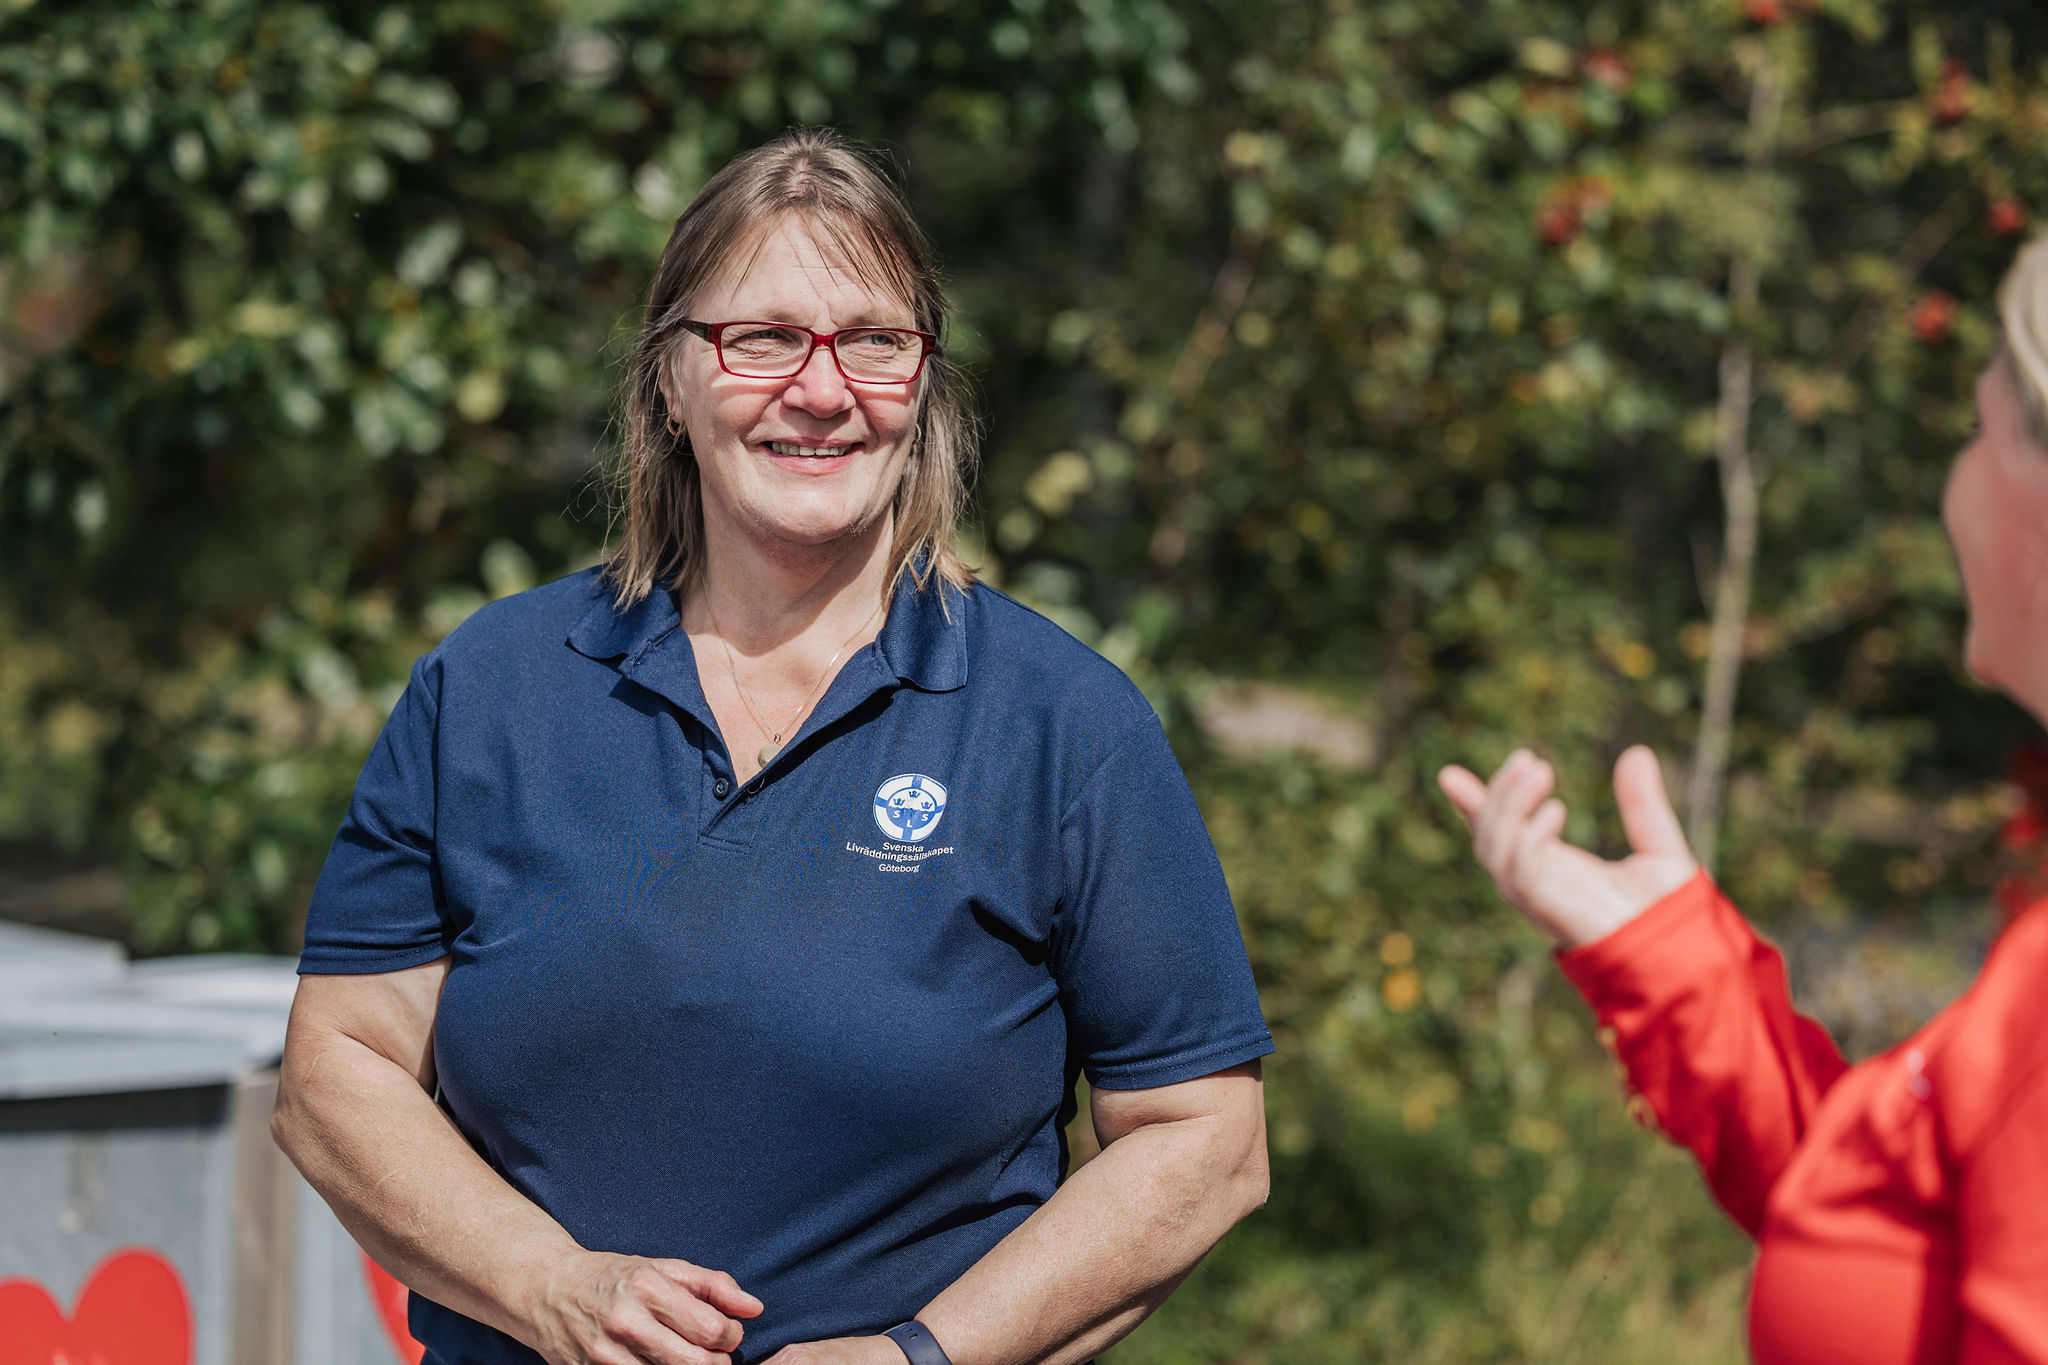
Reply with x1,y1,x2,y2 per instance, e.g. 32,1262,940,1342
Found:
680,319,939,384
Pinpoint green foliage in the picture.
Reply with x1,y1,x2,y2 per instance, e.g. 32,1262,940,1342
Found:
6,0,2047,1357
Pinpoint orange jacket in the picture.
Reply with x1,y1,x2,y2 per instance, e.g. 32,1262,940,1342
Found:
1558,872,2048,1365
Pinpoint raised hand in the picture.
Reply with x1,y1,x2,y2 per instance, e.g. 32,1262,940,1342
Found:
1436,745,1699,950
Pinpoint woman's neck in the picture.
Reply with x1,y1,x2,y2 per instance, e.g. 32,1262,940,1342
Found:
684,509,897,655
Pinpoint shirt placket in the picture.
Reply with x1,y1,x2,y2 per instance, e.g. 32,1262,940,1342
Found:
611,611,906,848
700,645,902,848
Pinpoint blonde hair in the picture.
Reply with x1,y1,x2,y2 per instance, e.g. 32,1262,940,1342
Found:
1998,231,2048,453
604,128,977,606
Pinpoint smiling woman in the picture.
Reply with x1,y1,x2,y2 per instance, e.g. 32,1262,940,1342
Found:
611,130,976,612
651,219,931,620
271,128,1273,1365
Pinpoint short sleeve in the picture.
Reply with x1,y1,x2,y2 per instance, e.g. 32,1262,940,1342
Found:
1053,713,1274,1090
298,652,454,974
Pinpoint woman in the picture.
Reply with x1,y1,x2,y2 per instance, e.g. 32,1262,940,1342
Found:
1440,235,2048,1363
273,129,1273,1365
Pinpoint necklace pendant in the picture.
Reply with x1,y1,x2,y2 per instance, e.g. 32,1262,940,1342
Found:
757,741,780,769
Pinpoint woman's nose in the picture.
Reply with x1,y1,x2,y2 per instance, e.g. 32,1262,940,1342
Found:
781,342,853,416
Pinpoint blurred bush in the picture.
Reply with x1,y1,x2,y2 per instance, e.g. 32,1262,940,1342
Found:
5,0,2047,1357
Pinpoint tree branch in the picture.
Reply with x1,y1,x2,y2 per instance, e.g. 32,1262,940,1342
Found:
1165,226,1264,407
1785,100,1906,157
1685,54,1785,868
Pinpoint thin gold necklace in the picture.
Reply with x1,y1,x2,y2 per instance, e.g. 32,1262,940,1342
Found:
707,589,886,771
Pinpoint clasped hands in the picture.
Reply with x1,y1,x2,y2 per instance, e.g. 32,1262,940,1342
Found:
1437,744,1699,949
528,1249,902,1365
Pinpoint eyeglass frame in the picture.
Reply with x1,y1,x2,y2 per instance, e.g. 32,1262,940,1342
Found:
678,318,940,385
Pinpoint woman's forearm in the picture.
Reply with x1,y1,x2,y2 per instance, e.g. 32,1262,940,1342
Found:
916,1070,1269,1365
272,1024,580,1344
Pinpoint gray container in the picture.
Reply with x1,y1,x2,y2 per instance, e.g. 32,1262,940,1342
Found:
0,921,414,1365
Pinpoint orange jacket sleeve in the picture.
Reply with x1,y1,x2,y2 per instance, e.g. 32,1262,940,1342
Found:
1955,1057,2048,1363
1556,870,1850,1237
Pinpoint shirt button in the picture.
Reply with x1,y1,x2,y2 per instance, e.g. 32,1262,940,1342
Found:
713,777,731,799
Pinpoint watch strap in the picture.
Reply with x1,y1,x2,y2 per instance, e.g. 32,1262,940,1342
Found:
883,1320,954,1365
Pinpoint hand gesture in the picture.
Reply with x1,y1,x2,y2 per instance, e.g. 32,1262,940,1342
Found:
1436,745,1698,950
528,1251,763,1365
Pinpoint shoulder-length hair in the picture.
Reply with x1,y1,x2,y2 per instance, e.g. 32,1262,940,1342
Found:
1999,230,2048,453
603,127,978,607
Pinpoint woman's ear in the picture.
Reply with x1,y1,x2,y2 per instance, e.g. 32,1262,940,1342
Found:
654,347,690,446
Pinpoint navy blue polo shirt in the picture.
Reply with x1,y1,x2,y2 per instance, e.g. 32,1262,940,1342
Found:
299,565,1273,1365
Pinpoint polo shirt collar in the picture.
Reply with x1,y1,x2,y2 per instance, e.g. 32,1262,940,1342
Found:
566,574,677,666
875,565,969,693
566,577,710,727
566,563,968,719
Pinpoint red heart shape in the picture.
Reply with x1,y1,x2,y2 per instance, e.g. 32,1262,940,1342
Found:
361,1253,426,1365
0,1248,192,1365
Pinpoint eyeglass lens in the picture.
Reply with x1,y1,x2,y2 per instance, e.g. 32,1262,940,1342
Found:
719,325,925,381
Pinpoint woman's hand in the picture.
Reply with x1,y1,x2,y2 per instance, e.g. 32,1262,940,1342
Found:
1436,745,1699,950
527,1250,763,1365
761,1336,903,1365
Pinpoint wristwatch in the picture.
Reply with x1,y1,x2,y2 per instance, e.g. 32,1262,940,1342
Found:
883,1320,954,1365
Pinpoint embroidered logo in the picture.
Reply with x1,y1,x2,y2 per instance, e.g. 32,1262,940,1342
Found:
873,773,948,843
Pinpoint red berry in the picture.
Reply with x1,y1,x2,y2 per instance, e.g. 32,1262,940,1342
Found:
1931,59,1972,125
1534,176,1616,247
1988,198,2029,237
1909,290,1957,345
1535,201,1582,245
1744,0,1784,25
1582,48,1633,94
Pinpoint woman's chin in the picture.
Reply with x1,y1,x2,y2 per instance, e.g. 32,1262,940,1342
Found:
1968,624,2048,724
750,503,889,552
1961,625,2006,692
